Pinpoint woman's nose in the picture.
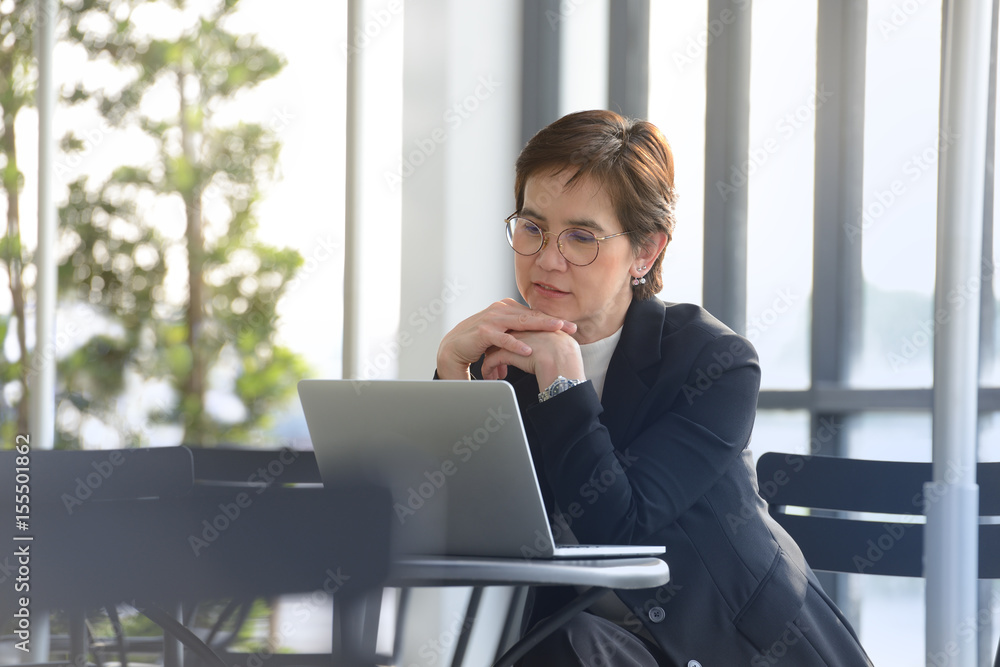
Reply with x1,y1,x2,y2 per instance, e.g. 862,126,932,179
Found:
536,232,567,269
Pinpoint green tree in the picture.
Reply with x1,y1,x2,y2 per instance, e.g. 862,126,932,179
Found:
0,0,308,447
56,0,308,446
0,2,42,442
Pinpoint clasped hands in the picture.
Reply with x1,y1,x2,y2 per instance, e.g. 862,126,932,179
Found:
436,298,586,390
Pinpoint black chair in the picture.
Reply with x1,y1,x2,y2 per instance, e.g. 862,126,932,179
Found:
0,446,393,667
755,452,1000,666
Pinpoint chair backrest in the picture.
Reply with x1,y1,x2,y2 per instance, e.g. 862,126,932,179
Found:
0,446,195,505
186,446,322,485
1,445,393,614
755,453,1000,579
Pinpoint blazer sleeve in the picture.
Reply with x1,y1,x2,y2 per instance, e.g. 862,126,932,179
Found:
524,331,761,546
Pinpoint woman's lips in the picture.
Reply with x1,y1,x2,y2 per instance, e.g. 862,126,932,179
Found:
534,282,569,296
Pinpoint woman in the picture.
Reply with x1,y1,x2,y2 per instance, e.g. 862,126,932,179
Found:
436,110,872,666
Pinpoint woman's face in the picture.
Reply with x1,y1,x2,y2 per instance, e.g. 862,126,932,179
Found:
515,170,640,344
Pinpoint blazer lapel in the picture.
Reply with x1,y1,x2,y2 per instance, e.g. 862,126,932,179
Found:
599,298,666,446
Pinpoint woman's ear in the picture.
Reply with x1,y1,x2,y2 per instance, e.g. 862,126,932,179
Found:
637,231,668,267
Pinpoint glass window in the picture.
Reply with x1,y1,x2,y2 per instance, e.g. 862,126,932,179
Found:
2,1,350,447
978,412,1000,462
559,0,610,116
844,411,931,665
984,53,1000,387
648,0,707,307
852,0,943,389
748,409,810,465
848,573,926,667
846,411,932,461
746,0,816,390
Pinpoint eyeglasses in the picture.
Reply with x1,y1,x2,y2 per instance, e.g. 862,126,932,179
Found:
504,214,630,267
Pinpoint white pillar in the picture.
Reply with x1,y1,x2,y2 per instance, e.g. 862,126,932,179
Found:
396,0,519,380
31,2,56,448
29,0,57,662
343,0,403,380
926,1,992,665
391,3,520,663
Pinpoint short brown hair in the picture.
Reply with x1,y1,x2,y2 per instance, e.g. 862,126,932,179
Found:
514,110,677,300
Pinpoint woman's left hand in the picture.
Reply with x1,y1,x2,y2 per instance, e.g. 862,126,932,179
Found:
481,329,585,390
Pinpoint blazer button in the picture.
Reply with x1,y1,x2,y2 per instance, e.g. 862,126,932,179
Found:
648,606,665,623
687,661,702,667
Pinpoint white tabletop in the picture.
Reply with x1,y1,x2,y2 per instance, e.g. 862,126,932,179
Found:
388,555,670,589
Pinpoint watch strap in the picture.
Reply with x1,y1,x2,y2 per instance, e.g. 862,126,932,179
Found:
538,375,584,402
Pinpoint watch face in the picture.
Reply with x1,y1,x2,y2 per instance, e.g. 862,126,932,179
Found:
539,376,582,402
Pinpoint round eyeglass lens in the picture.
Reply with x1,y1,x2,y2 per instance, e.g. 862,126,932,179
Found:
506,217,543,256
559,229,599,265
505,217,603,266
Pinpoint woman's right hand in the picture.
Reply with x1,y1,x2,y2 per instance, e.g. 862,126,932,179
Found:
436,298,577,380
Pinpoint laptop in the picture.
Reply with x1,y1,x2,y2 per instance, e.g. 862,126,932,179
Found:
297,379,665,560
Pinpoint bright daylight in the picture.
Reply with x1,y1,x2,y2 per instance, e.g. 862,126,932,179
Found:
1,1,999,666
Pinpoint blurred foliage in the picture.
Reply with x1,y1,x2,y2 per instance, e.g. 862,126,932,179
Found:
0,599,279,659
1,0,43,443
1,0,309,448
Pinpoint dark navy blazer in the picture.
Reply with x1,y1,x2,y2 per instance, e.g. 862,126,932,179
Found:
472,297,872,666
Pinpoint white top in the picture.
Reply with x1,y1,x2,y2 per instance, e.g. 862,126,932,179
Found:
579,326,623,400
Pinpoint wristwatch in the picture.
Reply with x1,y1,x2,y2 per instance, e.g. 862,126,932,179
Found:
538,375,584,402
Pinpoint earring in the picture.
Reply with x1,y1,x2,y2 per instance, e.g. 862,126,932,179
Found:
632,265,648,286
